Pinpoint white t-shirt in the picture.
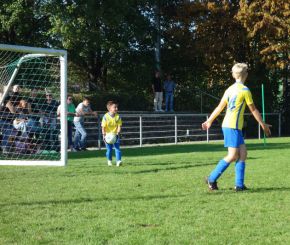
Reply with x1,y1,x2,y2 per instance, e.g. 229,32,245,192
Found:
73,102,91,123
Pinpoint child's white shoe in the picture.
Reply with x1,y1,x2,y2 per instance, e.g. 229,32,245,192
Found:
116,161,122,167
107,160,112,166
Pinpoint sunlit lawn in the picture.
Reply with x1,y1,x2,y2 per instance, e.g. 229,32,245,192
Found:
0,137,290,244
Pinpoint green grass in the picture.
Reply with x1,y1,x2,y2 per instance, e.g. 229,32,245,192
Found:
1,137,290,244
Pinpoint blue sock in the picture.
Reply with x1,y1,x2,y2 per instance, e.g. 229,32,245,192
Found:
208,159,230,182
235,161,246,187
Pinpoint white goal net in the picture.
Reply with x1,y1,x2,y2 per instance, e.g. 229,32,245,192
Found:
0,44,67,166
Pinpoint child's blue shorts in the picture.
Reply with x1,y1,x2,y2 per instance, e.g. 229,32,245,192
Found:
222,127,245,148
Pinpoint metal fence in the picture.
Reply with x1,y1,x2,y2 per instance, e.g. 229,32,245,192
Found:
82,112,282,149
244,112,282,139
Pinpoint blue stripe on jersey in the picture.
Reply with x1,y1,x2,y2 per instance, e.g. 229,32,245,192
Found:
236,100,245,129
229,95,237,111
242,88,250,91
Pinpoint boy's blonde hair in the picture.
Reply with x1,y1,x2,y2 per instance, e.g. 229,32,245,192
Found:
232,63,248,80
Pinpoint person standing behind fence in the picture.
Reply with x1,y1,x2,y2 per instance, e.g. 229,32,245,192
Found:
73,97,97,151
40,92,59,151
5,85,23,113
152,71,163,112
57,95,76,151
164,74,176,112
102,101,122,167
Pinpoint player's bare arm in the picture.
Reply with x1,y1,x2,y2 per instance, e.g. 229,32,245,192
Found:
102,127,106,136
202,100,227,130
248,104,271,136
117,125,121,135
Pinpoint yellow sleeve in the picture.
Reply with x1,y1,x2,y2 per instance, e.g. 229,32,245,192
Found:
244,90,254,105
117,117,122,126
101,116,107,128
221,89,229,104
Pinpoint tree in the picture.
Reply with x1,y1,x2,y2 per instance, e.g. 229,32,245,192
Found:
160,0,288,112
46,0,153,90
161,1,249,104
0,0,49,45
237,0,290,131
0,0,288,115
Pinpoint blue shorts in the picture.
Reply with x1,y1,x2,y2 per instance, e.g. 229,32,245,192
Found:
222,127,245,148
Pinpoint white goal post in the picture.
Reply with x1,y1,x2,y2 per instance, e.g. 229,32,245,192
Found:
0,44,67,166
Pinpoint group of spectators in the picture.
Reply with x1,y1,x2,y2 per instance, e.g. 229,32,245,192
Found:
152,71,176,112
0,84,100,155
0,85,60,154
0,73,176,156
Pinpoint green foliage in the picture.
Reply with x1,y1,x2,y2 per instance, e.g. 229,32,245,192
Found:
236,0,290,120
0,0,49,45
0,0,289,114
46,0,153,90
1,138,290,244
160,0,289,113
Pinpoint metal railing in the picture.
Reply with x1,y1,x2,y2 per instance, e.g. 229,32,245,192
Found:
82,112,282,149
198,89,220,113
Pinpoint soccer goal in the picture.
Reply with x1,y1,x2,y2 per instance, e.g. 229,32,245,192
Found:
0,44,67,166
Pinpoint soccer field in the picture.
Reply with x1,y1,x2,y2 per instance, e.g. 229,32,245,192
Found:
0,137,290,244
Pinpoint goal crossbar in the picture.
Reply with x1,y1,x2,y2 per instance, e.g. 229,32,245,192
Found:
0,44,67,56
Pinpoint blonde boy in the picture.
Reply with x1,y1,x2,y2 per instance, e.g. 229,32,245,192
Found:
202,63,271,191
101,101,122,166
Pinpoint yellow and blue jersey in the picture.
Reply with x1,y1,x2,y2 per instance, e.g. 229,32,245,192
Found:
221,82,253,130
101,112,122,134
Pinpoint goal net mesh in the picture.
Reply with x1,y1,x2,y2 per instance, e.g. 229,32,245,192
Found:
0,49,62,161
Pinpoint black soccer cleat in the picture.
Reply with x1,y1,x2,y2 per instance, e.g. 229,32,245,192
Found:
234,185,248,192
205,177,219,191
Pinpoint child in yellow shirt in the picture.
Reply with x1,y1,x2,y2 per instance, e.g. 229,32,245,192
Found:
101,101,122,166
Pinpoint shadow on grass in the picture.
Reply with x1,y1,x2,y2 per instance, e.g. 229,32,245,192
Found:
57,162,215,177
249,187,290,193
69,141,290,160
0,193,190,208
127,162,215,174
204,186,290,195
